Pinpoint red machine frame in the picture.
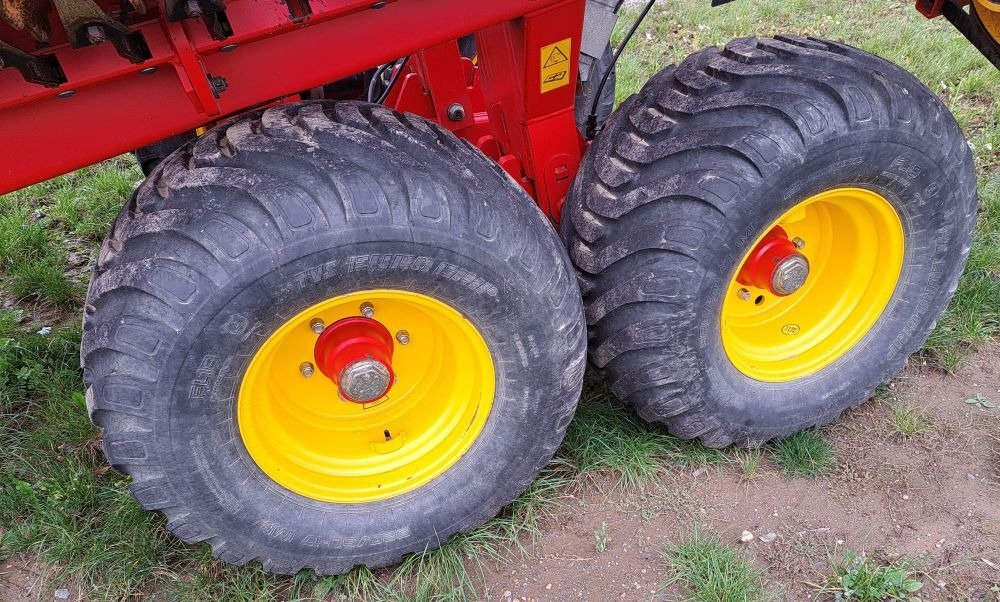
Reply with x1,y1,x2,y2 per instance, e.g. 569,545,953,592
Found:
0,0,587,221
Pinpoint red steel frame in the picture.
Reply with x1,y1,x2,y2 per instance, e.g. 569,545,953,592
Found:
0,0,586,221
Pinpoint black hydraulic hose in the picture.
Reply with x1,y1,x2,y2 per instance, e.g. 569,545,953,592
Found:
585,0,657,140
366,61,393,103
375,56,411,104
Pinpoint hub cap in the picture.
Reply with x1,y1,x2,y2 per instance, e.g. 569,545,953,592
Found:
238,290,495,503
313,316,395,403
721,187,904,382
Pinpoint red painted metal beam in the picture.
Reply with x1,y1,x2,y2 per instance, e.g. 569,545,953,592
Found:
0,0,567,195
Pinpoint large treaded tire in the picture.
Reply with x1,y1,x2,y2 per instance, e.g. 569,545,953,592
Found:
562,36,978,447
82,101,586,574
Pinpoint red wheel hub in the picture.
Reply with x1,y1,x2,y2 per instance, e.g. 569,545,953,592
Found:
314,317,395,403
736,226,810,296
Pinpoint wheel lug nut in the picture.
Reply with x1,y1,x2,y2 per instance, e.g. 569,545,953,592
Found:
360,302,375,318
737,288,751,301
310,318,325,334
299,362,315,378
792,237,806,249
396,330,409,345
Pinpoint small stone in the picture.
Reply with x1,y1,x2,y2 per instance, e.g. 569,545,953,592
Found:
54,590,70,600
37,326,52,335
692,467,708,478
545,584,552,590
760,532,777,543
740,530,754,543
902,494,909,500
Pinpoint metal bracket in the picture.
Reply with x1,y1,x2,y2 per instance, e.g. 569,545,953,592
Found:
0,40,67,87
50,0,152,63
580,0,618,81
938,0,1000,68
164,0,233,40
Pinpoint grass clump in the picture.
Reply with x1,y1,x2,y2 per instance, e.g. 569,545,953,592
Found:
661,526,771,601
769,430,834,478
814,550,923,601
889,405,933,438
559,383,727,490
49,158,139,240
594,521,611,553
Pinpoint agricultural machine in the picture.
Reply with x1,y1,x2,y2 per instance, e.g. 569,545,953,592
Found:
0,0,991,574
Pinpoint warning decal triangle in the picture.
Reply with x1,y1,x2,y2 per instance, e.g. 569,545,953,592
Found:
543,46,569,68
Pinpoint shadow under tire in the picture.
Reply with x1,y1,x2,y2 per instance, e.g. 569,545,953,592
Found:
82,101,586,574
561,36,978,447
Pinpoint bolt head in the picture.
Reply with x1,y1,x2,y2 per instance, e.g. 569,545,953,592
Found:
447,103,466,122
396,330,410,345
772,254,810,295
792,237,806,249
299,362,315,378
310,318,325,334
340,359,391,402
737,288,751,301
86,25,107,44
360,302,375,318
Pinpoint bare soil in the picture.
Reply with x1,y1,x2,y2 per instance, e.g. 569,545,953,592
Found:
480,344,1000,601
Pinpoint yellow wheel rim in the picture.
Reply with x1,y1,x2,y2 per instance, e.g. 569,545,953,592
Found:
973,0,1000,44
721,187,904,382
238,290,495,503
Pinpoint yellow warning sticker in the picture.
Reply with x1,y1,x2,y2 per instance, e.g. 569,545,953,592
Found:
540,38,571,93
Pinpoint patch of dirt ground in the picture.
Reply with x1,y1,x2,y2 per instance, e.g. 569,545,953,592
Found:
480,344,1000,601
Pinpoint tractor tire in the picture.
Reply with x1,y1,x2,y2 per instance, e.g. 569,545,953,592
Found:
83,101,586,574
562,36,978,447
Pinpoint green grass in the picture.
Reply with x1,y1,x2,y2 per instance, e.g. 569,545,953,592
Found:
813,550,923,601
560,384,728,490
661,527,772,601
889,404,933,438
0,0,997,598
0,158,137,308
769,430,835,478
594,521,612,553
